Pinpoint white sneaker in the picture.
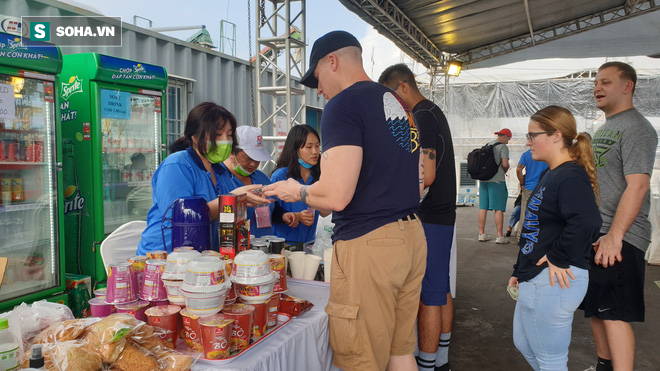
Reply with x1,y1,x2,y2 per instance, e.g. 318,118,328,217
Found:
495,236,510,244
582,366,596,371
478,233,491,242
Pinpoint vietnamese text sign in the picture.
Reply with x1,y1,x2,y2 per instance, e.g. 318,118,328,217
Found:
101,89,131,120
0,83,16,119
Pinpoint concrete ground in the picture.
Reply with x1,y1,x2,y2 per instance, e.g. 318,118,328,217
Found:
449,200,660,370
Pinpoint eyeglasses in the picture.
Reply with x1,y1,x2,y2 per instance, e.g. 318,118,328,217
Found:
525,131,555,142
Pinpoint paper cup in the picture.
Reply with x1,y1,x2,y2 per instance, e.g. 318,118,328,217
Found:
106,262,139,304
89,298,114,317
181,287,229,316
267,293,280,329
248,300,269,340
323,248,333,283
303,255,322,280
222,303,255,352
199,314,234,360
180,308,204,352
115,300,150,321
288,254,305,279
141,259,168,301
147,250,168,260
128,255,148,292
269,254,288,292
145,305,181,348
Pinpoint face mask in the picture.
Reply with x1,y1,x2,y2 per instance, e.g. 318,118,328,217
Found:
233,157,253,176
205,140,232,164
298,158,314,169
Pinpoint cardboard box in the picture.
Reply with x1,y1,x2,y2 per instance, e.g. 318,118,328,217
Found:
65,273,92,318
219,194,249,259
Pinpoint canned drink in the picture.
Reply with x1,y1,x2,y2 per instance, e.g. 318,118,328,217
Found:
131,169,138,182
35,141,44,162
0,140,6,160
141,169,149,181
1,177,11,204
122,168,131,182
8,142,18,161
135,169,144,182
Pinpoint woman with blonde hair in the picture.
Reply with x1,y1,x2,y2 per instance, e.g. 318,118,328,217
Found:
508,105,602,370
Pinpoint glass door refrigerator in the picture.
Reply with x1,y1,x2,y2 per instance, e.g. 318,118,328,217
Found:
59,53,167,284
0,32,67,311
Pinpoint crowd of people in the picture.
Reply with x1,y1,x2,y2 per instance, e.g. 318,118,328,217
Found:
135,28,655,371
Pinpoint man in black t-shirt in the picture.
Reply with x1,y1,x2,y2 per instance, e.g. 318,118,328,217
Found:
380,64,456,371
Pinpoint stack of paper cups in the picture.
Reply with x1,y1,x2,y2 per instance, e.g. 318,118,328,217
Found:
288,252,306,279
302,255,322,280
324,248,333,283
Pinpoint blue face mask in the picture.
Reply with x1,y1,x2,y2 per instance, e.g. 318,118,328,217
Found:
298,158,314,169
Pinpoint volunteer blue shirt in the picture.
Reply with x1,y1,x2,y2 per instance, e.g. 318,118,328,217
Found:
217,163,274,238
137,148,230,255
270,167,319,243
321,81,420,242
519,149,549,190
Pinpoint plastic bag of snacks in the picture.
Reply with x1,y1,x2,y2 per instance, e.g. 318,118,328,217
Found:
21,340,103,371
21,313,198,371
278,294,314,317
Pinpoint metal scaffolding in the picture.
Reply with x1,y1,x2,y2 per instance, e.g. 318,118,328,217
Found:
255,0,306,164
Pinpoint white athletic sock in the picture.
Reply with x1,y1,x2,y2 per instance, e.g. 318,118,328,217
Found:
435,332,451,367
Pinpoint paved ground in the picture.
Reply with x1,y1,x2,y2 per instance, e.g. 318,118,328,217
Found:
449,201,660,370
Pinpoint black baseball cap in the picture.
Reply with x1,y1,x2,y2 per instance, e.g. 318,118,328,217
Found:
300,30,362,88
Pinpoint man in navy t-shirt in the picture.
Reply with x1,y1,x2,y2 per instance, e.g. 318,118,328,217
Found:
264,31,426,371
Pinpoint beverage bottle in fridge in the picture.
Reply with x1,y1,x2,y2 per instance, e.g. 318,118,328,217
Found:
10,174,24,203
0,318,20,371
1,175,10,205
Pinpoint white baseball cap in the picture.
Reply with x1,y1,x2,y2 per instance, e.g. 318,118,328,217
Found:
236,126,273,162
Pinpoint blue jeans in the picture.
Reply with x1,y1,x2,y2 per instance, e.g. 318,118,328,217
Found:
513,266,589,371
509,204,521,228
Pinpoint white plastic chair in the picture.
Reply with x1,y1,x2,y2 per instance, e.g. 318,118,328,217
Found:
100,220,147,274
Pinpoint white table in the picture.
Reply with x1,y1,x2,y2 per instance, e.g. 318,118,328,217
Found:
192,279,341,371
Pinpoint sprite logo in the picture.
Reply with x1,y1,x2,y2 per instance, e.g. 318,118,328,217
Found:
61,76,83,100
63,185,86,214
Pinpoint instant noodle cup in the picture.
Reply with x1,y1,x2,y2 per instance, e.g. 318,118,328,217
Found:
199,314,234,360
235,278,275,303
201,250,223,258
269,254,287,292
115,300,150,321
223,259,237,305
141,259,168,301
151,299,170,307
162,279,185,305
231,250,274,285
222,303,255,352
147,250,167,260
182,256,227,287
88,298,114,317
267,293,280,329
247,300,269,340
180,286,229,316
163,250,201,280
180,308,204,352
173,246,194,251
128,255,148,291
145,305,181,348
93,287,107,300
106,262,139,304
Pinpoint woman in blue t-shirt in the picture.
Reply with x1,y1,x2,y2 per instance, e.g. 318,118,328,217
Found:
270,125,323,244
137,102,269,255
508,106,601,370
217,126,277,238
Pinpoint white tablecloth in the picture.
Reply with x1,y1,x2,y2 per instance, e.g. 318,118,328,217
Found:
192,279,341,371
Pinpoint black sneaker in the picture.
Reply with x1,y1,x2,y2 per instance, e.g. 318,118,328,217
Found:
435,363,451,371
505,230,512,237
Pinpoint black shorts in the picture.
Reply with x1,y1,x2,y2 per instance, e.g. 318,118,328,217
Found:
579,237,646,322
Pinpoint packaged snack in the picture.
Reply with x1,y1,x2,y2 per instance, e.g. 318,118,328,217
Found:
278,294,314,317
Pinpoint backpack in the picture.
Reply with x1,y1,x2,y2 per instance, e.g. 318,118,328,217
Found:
467,142,502,180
